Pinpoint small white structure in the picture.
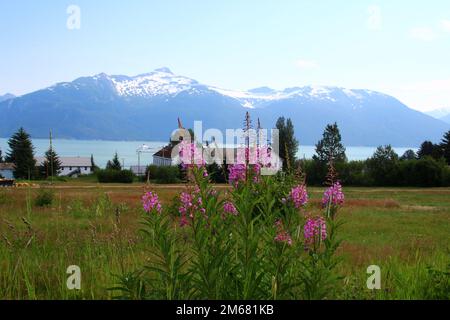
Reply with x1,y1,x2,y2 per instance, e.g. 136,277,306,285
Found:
0,163,15,179
35,157,92,177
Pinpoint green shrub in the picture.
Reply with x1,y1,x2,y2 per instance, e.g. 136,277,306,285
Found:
34,188,54,207
96,169,134,183
443,166,450,187
299,156,448,188
413,157,444,187
337,161,371,186
145,165,180,184
145,165,159,181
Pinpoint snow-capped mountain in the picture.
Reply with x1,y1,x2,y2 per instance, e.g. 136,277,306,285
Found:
110,68,201,97
0,68,448,146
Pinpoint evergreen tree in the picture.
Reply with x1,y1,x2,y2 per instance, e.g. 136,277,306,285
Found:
367,145,400,186
275,117,299,171
106,152,122,171
6,128,36,179
40,146,62,178
400,149,417,161
90,154,99,172
0,148,3,163
440,130,450,165
313,122,347,165
417,141,442,160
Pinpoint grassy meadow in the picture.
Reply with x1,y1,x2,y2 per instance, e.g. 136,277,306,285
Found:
0,182,449,300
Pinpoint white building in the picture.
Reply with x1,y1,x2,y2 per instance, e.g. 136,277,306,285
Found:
0,163,15,179
153,145,175,166
35,157,92,177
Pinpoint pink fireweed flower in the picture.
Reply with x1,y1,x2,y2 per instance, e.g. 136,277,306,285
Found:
236,146,273,167
287,185,308,209
258,147,273,167
179,141,205,168
223,201,238,216
228,164,247,187
322,182,345,207
274,219,293,246
252,163,261,183
304,216,327,249
142,191,162,214
228,163,263,186
178,188,206,227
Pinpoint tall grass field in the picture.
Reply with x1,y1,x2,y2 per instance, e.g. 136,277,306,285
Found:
0,182,449,300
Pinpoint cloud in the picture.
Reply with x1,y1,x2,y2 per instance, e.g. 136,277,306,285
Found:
295,59,319,70
409,27,438,41
441,19,450,33
367,5,382,30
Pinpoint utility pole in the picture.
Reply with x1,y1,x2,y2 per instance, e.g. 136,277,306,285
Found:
50,130,54,184
137,151,141,176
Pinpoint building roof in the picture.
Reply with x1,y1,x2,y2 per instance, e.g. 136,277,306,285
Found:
0,163,15,170
153,145,174,159
35,157,91,167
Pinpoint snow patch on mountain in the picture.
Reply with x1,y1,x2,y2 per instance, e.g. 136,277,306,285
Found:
110,68,199,97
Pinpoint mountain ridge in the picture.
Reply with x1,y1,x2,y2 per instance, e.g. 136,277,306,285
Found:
0,68,448,146
0,93,15,103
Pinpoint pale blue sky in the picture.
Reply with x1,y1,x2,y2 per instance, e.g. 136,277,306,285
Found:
1,0,450,111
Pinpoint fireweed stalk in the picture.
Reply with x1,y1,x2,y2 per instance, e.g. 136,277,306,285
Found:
136,189,187,300
114,144,344,300
178,144,235,298
300,181,345,300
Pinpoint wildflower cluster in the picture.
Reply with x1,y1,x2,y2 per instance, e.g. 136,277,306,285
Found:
286,184,308,209
132,134,345,300
141,191,162,214
322,181,345,207
228,164,247,187
236,146,272,167
303,216,327,249
274,219,292,246
178,187,206,227
223,201,238,216
178,141,205,168
227,146,278,187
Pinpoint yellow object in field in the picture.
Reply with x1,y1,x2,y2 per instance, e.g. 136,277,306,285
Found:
14,182,32,187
